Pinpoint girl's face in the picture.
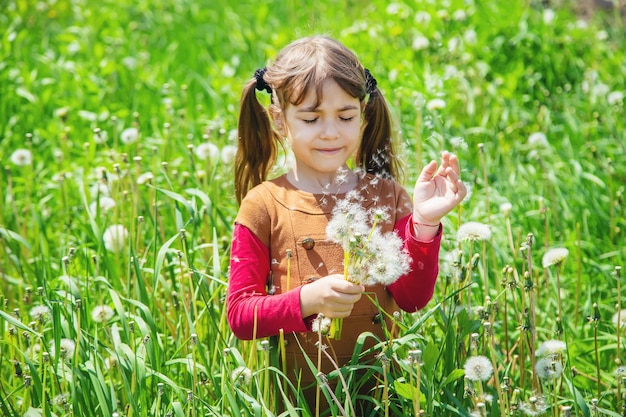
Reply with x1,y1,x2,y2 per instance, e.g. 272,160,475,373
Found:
274,79,363,182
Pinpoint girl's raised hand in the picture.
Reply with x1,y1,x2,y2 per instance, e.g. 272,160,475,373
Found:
412,151,467,226
299,274,364,319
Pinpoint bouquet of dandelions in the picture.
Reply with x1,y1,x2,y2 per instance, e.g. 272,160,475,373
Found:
325,197,412,339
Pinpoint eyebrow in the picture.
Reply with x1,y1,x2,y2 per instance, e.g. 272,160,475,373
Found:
296,104,360,113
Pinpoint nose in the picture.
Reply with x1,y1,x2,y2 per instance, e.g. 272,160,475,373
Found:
320,119,340,140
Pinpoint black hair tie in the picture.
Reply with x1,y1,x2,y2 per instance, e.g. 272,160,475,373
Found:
364,68,377,95
254,67,272,94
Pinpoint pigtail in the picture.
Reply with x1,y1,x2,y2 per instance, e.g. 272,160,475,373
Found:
235,79,282,204
358,87,403,182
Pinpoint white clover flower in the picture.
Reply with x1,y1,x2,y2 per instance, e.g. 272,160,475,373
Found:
412,35,430,51
103,224,129,253
426,98,446,111
541,247,569,268
463,355,493,382
221,144,237,164
312,314,332,335
195,142,219,161
10,149,32,166
463,29,477,45
89,196,116,215
91,305,115,323
536,339,567,357
528,132,548,147
29,305,51,322
452,9,467,21
50,338,76,360
457,222,491,242
607,91,624,106
120,127,139,144
612,309,626,329
231,366,252,385
499,202,513,216
596,30,609,41
136,172,154,185
535,357,563,380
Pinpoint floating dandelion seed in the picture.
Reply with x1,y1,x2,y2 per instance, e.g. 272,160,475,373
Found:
457,222,491,242
231,366,252,385
29,305,51,322
541,248,569,268
195,142,219,161
612,309,626,329
535,357,563,380
10,149,32,166
50,338,76,360
463,355,493,382
312,314,332,335
103,224,129,253
120,127,139,144
91,305,114,323
536,339,567,357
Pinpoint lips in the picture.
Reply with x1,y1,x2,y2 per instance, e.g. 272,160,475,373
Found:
317,148,342,154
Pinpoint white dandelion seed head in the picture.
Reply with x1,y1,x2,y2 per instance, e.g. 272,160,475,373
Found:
499,202,513,216
220,145,237,164
528,132,548,147
541,247,569,268
607,90,624,106
120,127,139,144
195,142,220,161
612,309,626,328
535,357,563,380
536,339,567,357
593,82,610,98
518,395,548,416
93,130,108,144
29,305,51,322
542,8,556,24
103,224,129,253
136,172,154,185
10,148,33,166
463,355,493,382
426,98,446,111
89,196,116,215
449,136,468,150
312,314,332,335
91,305,115,323
50,338,76,360
457,222,491,242
90,182,111,198
231,366,252,385
412,35,430,51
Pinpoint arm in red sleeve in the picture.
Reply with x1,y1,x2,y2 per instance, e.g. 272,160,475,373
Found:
387,214,442,312
227,223,309,340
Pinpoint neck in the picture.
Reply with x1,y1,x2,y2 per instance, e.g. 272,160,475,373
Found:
286,166,359,194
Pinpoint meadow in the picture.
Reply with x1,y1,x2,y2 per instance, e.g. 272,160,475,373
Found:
1,0,625,416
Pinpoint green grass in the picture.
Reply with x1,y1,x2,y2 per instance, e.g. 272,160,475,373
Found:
1,0,625,416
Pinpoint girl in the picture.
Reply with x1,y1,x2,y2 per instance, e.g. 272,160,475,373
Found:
227,35,466,411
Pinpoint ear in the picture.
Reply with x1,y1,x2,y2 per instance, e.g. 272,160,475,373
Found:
270,106,286,136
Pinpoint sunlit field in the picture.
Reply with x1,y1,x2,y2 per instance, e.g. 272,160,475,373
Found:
1,0,625,416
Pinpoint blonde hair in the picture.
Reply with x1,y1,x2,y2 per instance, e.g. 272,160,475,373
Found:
235,35,402,203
